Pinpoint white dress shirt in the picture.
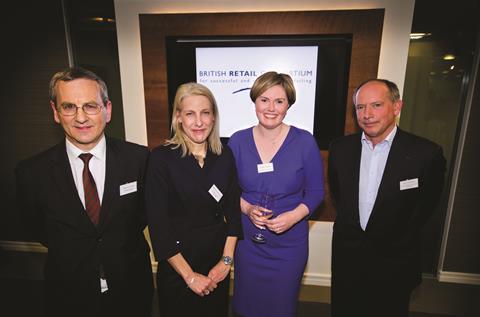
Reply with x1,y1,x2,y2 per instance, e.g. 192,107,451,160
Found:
358,126,397,230
65,136,106,208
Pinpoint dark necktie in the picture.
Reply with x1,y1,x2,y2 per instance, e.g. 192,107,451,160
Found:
79,153,101,226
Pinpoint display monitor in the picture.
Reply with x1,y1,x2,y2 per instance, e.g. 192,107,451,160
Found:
166,35,352,149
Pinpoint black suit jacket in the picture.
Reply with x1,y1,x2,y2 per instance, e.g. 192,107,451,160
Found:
145,144,242,316
15,137,153,317
328,128,446,288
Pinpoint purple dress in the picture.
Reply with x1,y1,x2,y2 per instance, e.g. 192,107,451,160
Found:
228,126,324,317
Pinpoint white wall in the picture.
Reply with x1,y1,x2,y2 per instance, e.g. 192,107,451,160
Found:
114,0,415,286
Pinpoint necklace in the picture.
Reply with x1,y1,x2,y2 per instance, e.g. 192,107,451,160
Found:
193,154,205,167
190,142,207,167
257,124,284,146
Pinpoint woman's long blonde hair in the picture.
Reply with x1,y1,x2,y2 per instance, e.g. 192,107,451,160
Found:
166,82,222,156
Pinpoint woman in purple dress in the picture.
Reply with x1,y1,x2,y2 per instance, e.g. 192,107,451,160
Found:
229,72,325,317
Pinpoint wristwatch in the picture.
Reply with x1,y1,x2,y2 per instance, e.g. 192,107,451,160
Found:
222,255,233,265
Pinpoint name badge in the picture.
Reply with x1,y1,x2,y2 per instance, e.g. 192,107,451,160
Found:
399,178,419,191
257,162,274,173
120,181,137,196
209,184,223,202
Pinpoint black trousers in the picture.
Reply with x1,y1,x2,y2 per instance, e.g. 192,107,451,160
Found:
44,287,153,317
331,277,413,317
100,289,153,317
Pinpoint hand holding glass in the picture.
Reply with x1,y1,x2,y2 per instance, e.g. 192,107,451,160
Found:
251,194,274,244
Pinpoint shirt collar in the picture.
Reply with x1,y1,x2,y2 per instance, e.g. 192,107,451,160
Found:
65,135,107,162
361,125,397,148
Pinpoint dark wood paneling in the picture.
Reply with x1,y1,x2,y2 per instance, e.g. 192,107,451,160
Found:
139,10,384,221
65,0,126,140
1,1,69,240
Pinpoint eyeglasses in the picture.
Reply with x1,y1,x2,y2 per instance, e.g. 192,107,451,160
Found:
58,103,103,116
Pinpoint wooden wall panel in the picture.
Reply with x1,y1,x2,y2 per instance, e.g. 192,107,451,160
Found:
1,0,69,241
139,10,384,220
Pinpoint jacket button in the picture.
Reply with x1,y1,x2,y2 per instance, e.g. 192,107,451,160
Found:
97,237,103,242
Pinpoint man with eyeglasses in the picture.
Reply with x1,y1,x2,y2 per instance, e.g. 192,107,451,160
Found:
15,67,153,317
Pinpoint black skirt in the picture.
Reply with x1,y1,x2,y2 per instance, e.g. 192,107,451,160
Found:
156,221,230,317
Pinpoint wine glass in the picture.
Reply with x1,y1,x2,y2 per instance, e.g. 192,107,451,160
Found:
251,194,274,244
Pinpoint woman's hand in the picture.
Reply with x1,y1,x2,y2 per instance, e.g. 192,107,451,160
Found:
265,210,296,234
265,204,309,234
208,261,231,283
241,198,271,229
246,204,273,229
186,272,217,297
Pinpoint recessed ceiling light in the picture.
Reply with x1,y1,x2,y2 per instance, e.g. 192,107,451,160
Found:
443,54,456,60
410,32,432,40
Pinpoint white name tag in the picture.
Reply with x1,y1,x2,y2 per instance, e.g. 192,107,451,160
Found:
120,181,137,196
100,278,108,293
399,178,419,191
209,184,223,202
257,162,274,173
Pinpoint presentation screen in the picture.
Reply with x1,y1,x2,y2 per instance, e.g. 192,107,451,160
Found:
166,35,351,149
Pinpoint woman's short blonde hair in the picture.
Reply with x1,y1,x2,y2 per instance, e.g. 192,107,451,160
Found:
250,71,296,107
166,82,222,156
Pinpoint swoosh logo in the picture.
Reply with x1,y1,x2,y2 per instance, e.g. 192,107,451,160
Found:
232,87,251,94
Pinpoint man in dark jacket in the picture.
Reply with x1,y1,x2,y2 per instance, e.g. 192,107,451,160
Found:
328,79,446,317
16,67,153,317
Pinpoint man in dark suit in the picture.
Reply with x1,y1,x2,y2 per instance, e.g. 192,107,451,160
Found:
15,67,153,317
328,79,446,317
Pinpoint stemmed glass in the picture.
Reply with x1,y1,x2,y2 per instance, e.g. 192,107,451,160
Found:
251,193,274,244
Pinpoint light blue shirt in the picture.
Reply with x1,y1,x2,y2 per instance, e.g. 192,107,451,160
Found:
358,126,397,230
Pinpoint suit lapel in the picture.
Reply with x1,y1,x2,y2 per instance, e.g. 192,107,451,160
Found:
351,135,363,226
98,139,119,230
51,142,97,231
367,129,407,228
